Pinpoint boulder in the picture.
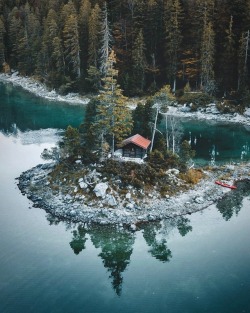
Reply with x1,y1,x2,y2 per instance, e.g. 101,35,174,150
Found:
195,196,204,204
106,195,117,206
244,108,250,117
126,192,131,199
79,181,88,189
93,182,109,198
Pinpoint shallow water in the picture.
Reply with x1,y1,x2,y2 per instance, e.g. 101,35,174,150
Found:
0,82,250,312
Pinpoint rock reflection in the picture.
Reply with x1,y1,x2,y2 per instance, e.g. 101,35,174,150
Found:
216,180,250,221
64,216,193,295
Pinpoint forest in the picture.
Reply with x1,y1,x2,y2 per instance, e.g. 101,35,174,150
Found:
0,0,250,98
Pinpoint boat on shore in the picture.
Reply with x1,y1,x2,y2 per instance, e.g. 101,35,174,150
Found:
215,181,237,189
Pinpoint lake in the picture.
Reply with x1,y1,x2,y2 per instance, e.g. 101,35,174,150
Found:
0,82,250,313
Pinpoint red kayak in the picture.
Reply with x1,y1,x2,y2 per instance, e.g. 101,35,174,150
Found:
215,181,237,189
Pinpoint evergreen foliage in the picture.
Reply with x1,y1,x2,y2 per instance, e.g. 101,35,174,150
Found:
1,0,250,96
96,49,132,154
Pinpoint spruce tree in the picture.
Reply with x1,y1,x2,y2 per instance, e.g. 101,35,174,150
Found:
200,21,216,94
79,0,91,77
7,7,26,71
164,0,183,92
238,30,250,91
41,9,59,76
222,15,236,93
0,17,5,66
99,2,112,77
132,29,147,94
97,50,133,156
63,14,81,79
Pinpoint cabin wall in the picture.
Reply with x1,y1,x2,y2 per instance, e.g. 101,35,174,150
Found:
122,143,146,158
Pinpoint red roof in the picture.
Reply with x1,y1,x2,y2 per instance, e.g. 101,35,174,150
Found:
121,134,151,150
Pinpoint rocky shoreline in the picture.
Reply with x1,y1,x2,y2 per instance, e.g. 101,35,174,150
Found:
0,72,90,105
1,72,250,127
17,161,250,230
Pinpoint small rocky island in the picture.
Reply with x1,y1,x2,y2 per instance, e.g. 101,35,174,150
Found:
18,153,250,229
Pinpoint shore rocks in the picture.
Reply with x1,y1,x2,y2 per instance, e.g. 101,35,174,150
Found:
17,162,250,227
93,182,109,198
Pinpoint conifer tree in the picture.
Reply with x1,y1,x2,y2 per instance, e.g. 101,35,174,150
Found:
200,20,215,94
79,0,91,76
0,17,5,66
97,50,133,156
99,2,112,76
61,0,77,24
164,0,183,92
87,4,102,90
132,29,147,93
63,14,81,79
238,30,250,91
41,9,59,75
8,7,23,69
52,36,65,75
222,15,236,93
144,0,163,89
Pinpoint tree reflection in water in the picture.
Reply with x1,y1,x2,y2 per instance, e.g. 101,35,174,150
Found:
89,226,135,296
66,216,193,295
216,180,250,221
70,227,88,255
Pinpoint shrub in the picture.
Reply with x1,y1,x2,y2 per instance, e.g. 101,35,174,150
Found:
216,100,245,114
178,92,214,109
179,169,204,184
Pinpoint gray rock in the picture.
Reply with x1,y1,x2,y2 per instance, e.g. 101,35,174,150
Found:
126,203,134,210
126,192,131,199
93,182,109,198
180,104,191,112
130,224,137,231
195,196,204,204
65,194,72,200
106,195,117,206
79,181,88,189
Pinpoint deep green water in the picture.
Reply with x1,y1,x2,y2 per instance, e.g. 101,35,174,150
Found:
0,82,250,313
0,82,85,132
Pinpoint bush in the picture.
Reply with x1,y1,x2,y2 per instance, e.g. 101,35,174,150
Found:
178,92,214,109
216,100,245,114
179,169,204,184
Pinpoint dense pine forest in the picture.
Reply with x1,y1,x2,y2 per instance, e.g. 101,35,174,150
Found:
0,0,250,98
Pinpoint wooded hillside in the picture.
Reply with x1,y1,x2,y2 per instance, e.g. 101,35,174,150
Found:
0,0,250,97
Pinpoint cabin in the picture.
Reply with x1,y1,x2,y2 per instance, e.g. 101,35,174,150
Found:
120,134,151,159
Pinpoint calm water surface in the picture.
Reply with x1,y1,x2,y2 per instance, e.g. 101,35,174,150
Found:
0,82,250,313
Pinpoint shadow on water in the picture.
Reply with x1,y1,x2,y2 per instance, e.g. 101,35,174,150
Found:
216,180,250,221
46,216,193,296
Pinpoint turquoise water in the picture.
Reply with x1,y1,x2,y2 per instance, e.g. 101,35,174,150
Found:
0,82,250,313
1,82,249,164
181,119,250,164
0,82,85,132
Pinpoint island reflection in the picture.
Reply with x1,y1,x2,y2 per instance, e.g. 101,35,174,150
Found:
216,180,250,221
66,216,192,295
43,180,250,296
